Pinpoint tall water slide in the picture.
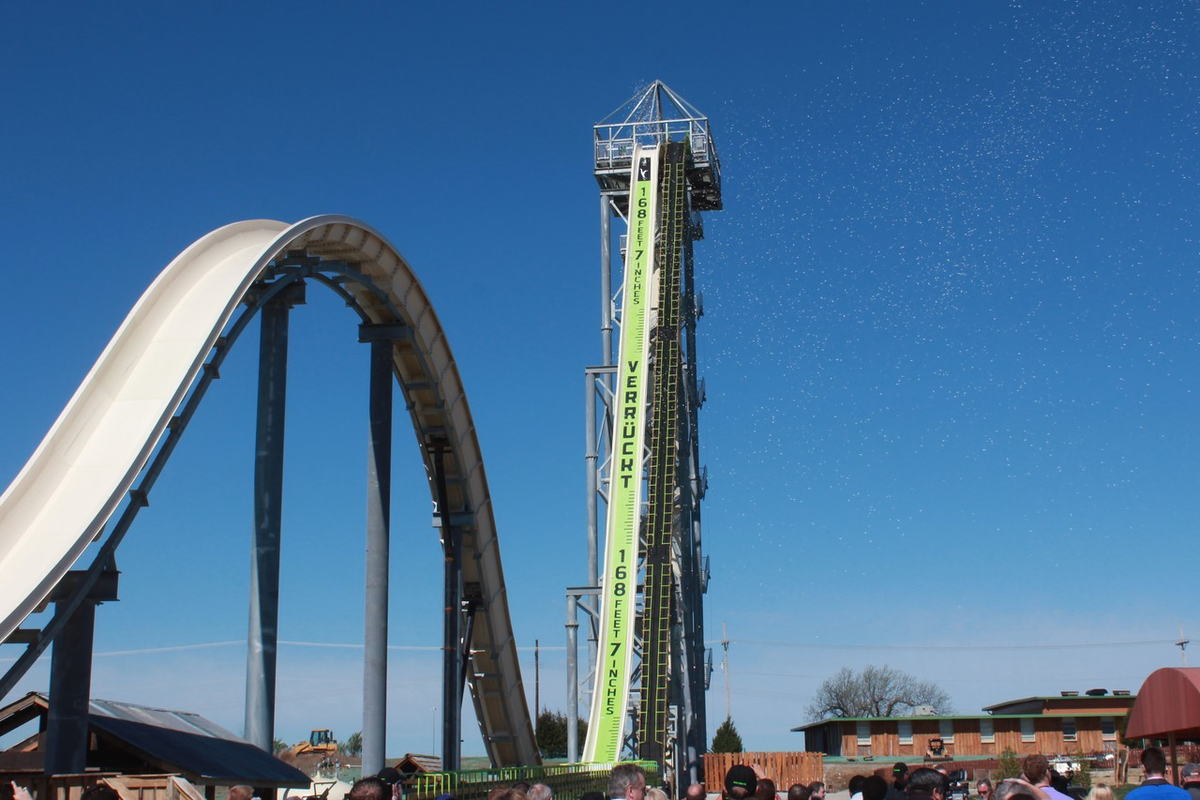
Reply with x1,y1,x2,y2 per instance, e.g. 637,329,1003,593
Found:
0,216,538,766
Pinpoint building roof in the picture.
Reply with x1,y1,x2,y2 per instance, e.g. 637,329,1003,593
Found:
982,694,1135,712
0,692,310,787
791,712,1121,732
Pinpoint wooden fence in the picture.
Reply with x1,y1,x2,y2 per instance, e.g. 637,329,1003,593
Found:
703,752,824,793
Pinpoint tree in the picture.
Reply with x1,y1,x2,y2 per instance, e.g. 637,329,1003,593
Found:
273,738,291,755
995,748,1022,780
1073,750,1092,789
805,665,954,720
342,731,363,757
711,716,744,753
536,709,586,759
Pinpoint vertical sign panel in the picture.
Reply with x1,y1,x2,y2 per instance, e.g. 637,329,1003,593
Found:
583,144,660,762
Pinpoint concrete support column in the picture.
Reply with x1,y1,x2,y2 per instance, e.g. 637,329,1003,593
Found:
362,333,394,775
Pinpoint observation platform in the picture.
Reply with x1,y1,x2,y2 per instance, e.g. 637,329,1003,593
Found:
594,81,722,213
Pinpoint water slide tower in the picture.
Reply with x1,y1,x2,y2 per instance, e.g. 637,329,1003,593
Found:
568,81,721,789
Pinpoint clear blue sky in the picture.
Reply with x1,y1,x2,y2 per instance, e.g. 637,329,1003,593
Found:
2,1,1198,757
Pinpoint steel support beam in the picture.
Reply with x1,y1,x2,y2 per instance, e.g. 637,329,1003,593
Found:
432,441,462,772
45,599,97,774
566,593,579,763
246,282,303,751
361,329,395,775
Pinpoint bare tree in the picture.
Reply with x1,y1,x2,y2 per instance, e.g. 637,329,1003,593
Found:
805,665,953,720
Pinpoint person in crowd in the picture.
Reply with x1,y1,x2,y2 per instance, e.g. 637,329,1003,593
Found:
888,764,909,800
787,784,811,800
1182,764,1200,800
993,780,1041,800
1083,785,1114,800
528,785,553,800
610,763,648,800
756,779,778,800
79,788,119,800
377,768,403,800
1048,772,1071,799
348,778,391,800
906,768,947,800
976,780,993,800
864,776,890,800
228,787,254,800
809,783,826,800
1128,747,1191,800
648,789,670,800
724,766,758,800
849,775,867,800
1022,755,1069,800
685,785,706,800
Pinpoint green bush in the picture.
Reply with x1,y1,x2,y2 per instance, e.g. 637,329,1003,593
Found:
996,748,1022,780
1074,751,1092,789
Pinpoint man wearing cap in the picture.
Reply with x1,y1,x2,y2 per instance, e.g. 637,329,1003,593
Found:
888,764,908,800
725,766,758,800
1181,764,1200,800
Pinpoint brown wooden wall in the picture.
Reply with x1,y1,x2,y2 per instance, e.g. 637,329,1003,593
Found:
832,717,1117,758
704,752,824,792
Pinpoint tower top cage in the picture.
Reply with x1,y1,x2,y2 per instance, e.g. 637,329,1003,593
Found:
593,80,722,211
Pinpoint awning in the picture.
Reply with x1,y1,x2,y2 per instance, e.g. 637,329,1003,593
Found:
1125,667,1200,740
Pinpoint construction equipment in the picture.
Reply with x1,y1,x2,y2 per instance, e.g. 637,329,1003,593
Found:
294,729,338,755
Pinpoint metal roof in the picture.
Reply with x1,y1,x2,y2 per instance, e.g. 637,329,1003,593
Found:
1126,667,1200,740
0,693,309,787
982,694,1135,711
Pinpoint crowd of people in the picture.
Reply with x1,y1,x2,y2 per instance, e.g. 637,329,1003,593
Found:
15,746,1196,800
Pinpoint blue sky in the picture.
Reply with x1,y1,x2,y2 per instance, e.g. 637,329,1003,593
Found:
2,1,1198,758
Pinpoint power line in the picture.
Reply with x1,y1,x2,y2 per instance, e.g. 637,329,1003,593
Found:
715,638,1175,652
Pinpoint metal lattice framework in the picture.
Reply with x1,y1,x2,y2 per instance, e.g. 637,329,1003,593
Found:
571,81,720,791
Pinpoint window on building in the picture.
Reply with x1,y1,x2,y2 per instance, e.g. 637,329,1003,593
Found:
1021,718,1036,743
1101,717,1116,742
939,719,955,743
899,720,913,745
1062,717,1077,742
980,718,995,744
857,721,871,745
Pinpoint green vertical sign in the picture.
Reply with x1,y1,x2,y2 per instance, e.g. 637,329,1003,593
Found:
584,144,659,762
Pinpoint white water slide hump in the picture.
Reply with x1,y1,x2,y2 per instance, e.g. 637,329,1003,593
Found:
0,216,537,766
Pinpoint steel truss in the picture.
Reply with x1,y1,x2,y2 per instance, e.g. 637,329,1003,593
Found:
571,81,720,793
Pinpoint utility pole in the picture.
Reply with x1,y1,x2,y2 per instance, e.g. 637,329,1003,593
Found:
721,622,731,721
535,638,541,727
1178,625,1189,666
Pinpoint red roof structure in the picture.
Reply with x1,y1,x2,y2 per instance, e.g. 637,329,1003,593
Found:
1126,667,1200,740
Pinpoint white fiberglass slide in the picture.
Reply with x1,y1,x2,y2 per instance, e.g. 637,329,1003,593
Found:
0,216,538,766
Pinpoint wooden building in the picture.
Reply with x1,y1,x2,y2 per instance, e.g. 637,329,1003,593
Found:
0,692,309,799
794,690,1136,759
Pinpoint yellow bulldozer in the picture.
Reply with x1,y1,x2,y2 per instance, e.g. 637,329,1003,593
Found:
293,729,338,755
